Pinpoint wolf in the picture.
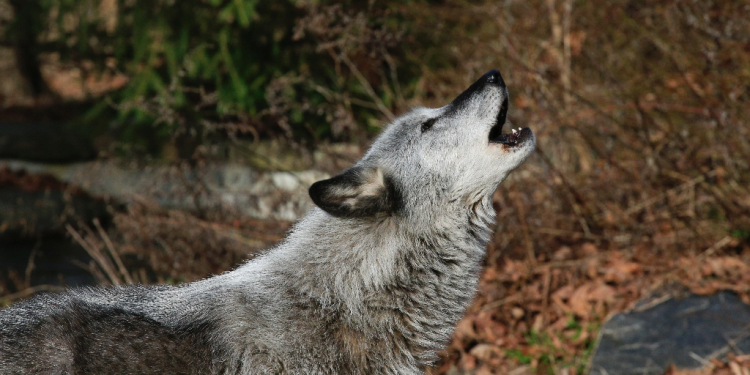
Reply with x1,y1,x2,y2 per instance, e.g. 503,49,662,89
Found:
0,70,535,374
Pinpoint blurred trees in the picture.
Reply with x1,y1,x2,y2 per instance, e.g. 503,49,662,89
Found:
1,0,749,257
6,0,51,97
2,0,422,155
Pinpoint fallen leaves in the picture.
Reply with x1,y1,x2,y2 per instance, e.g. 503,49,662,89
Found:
568,282,616,318
663,354,750,375
431,241,750,375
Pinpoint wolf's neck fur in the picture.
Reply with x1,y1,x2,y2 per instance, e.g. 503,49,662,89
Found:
246,195,496,369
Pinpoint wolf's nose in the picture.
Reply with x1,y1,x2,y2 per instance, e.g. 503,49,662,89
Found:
485,70,505,86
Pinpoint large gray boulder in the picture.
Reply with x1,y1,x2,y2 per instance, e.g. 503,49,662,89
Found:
590,291,750,375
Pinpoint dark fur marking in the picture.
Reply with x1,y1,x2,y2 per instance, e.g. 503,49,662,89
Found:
309,166,402,218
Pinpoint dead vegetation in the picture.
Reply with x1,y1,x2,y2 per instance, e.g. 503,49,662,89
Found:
419,1,750,373
65,204,291,286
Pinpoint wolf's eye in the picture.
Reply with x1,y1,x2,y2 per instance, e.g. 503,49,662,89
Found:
421,119,437,133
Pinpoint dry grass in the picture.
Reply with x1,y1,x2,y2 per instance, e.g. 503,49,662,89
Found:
68,203,291,285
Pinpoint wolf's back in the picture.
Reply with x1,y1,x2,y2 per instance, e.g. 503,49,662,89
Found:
0,286,218,375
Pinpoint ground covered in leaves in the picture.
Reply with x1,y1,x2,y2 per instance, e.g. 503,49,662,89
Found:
429,237,750,375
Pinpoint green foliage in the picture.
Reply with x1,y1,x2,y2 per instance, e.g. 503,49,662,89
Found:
73,0,264,114
516,317,601,373
732,229,750,246
505,348,532,365
42,0,285,151
6,0,422,155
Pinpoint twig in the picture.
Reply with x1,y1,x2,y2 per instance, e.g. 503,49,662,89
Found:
338,53,395,121
532,255,602,273
632,294,673,313
66,224,121,285
541,267,552,326
620,14,706,100
533,227,603,240
697,236,734,261
688,352,712,367
383,52,405,108
512,188,536,264
311,83,383,111
641,235,733,299
722,327,750,357
93,219,134,284
534,144,592,237
482,294,541,311
622,170,717,217
138,269,149,285
24,239,41,289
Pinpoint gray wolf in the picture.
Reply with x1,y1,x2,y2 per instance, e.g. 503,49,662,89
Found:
0,70,535,374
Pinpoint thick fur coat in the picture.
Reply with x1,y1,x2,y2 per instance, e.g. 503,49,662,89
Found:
0,70,536,374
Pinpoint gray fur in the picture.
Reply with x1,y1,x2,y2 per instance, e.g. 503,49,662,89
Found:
0,70,535,375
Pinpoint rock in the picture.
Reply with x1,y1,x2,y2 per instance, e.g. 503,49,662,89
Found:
589,291,750,375
1,160,330,222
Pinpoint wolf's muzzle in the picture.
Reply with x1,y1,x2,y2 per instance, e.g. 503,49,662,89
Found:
448,70,507,112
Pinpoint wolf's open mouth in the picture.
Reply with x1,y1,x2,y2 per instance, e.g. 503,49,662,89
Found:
488,97,529,146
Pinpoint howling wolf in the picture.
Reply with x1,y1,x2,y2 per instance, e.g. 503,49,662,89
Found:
0,70,535,374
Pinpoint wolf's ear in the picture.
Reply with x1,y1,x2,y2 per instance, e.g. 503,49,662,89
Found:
309,166,399,218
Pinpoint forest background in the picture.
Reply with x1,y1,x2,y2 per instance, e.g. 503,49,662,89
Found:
1,0,750,374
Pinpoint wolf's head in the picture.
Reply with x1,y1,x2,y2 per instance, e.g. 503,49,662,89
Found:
310,70,535,222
